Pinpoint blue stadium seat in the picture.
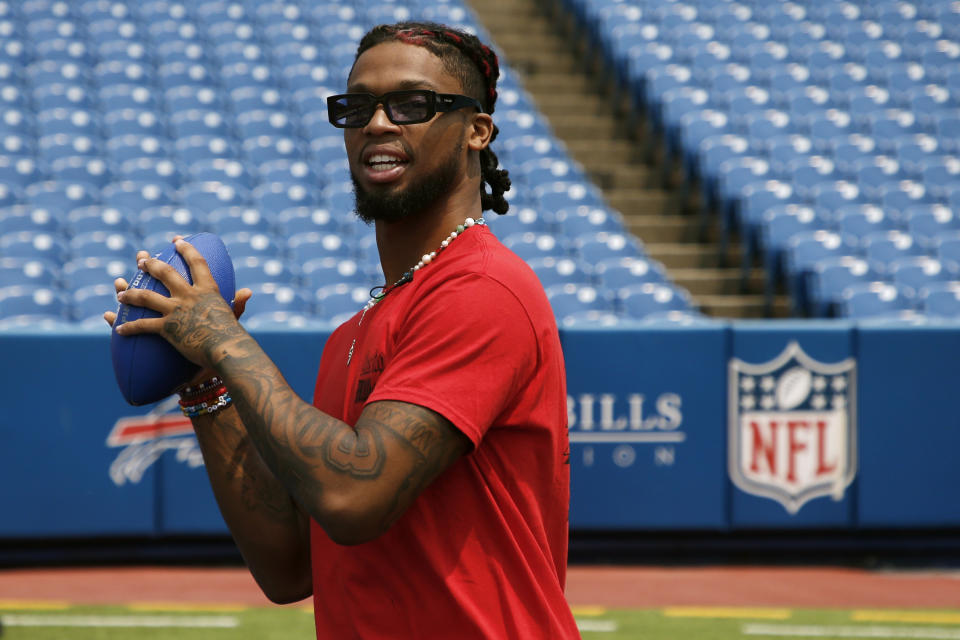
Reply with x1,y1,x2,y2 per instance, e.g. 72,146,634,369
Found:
139,206,201,242
62,256,130,289
26,180,97,214
253,182,321,215
0,155,47,189
861,230,926,266
555,206,625,236
69,231,140,261
207,206,273,235
835,204,899,241
502,232,570,260
314,283,369,322
102,84,160,114
841,282,915,318
594,256,668,289
618,283,694,319
276,207,344,236
786,230,853,313
169,109,231,139
259,159,320,186
809,256,883,317
187,158,257,189
574,231,644,264
34,83,94,112
243,282,313,318
242,135,305,167
546,283,616,318
232,86,289,117
936,231,960,269
221,231,285,259
905,204,960,248
527,257,595,288
0,257,60,289
158,61,215,91
180,181,251,214
920,156,960,200
165,86,226,114
72,283,118,325
233,256,299,287
288,231,354,263
102,181,177,213
107,135,173,164
920,282,960,318
301,256,370,290
117,158,183,189
0,285,70,324
67,205,137,236
887,256,957,293
0,205,63,235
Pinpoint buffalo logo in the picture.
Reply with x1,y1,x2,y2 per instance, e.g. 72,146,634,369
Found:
728,342,856,514
106,397,204,486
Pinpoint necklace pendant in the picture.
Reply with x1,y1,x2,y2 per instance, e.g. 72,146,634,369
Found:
347,338,355,366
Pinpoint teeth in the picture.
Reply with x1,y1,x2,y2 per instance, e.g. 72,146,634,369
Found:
367,154,406,168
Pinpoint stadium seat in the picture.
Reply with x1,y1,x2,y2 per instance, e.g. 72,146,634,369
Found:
545,283,616,318
809,256,883,317
207,206,273,235
528,257,595,288
233,256,299,287
502,232,570,260
0,205,63,235
221,231,285,259
0,285,70,323
243,282,313,318
69,231,140,261
314,282,369,322
920,282,960,318
574,231,644,264
594,256,668,290
72,283,118,324
276,207,344,236
180,181,250,214
0,257,60,289
887,256,957,293
25,180,97,214
62,256,130,289
841,282,915,318
301,256,370,290
618,283,694,319
288,231,355,262
253,182,321,215
861,230,927,266
555,206,625,236
117,158,183,189
904,204,960,248
67,206,137,236
102,181,177,213
50,156,112,189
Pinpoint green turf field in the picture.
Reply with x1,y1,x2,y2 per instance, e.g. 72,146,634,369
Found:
2,604,960,639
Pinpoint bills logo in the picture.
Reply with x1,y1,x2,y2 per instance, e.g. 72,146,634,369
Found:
106,396,203,486
728,342,856,514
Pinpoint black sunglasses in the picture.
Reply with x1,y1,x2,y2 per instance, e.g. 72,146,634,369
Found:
327,89,484,128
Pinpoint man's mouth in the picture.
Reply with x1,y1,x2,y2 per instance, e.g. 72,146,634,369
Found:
366,153,409,172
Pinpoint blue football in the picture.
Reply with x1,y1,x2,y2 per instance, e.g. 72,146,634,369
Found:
111,232,236,406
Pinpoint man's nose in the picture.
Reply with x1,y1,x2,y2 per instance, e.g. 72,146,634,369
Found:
363,104,401,133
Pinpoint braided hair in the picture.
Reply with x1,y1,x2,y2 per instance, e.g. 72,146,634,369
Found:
353,22,512,215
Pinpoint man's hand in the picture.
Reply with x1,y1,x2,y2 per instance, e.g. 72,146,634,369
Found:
108,238,252,370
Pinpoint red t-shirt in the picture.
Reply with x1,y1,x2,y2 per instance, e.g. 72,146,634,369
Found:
310,224,578,639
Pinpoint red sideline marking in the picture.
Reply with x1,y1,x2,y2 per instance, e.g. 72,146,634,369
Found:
107,415,194,447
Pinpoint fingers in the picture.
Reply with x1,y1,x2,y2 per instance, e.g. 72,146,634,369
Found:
114,315,166,336
232,287,252,320
173,239,217,291
104,310,117,327
117,287,178,314
113,277,129,295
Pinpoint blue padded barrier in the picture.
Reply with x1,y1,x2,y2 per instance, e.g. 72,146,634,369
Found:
3,320,960,537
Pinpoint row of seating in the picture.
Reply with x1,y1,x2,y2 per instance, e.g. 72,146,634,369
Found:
568,0,960,319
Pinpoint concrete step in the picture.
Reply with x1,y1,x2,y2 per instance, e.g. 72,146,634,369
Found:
644,242,742,270
544,114,620,140
624,214,697,243
610,190,671,217
565,139,643,165
587,163,653,190
535,93,608,117
695,294,791,319
522,73,594,95
670,268,765,296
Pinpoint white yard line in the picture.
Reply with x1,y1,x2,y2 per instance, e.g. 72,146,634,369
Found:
577,619,619,632
743,623,960,639
0,614,239,628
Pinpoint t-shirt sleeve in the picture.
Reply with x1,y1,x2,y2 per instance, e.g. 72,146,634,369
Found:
365,273,538,446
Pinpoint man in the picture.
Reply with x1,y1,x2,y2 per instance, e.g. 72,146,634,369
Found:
107,22,579,639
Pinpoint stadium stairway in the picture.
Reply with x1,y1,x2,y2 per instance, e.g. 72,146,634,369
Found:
467,0,791,317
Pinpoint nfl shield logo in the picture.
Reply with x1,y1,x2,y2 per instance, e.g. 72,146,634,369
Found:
728,341,857,514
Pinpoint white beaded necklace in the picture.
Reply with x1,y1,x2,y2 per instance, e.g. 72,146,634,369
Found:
347,216,485,366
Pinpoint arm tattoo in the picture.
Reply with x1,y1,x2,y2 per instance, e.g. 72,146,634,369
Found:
209,334,468,533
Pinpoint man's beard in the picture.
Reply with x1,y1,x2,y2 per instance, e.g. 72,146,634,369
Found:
352,142,462,224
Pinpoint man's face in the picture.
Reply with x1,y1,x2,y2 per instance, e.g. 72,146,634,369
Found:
344,41,471,224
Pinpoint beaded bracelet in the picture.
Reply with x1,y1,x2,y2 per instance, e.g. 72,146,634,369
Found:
181,392,233,418
179,384,228,408
180,376,225,398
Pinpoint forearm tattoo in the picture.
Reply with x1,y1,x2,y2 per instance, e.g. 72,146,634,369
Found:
208,334,467,533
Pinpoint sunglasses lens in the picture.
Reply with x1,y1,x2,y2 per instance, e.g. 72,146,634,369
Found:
386,92,432,123
330,95,374,127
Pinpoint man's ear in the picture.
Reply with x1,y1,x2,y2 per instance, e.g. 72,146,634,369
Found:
467,112,494,152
